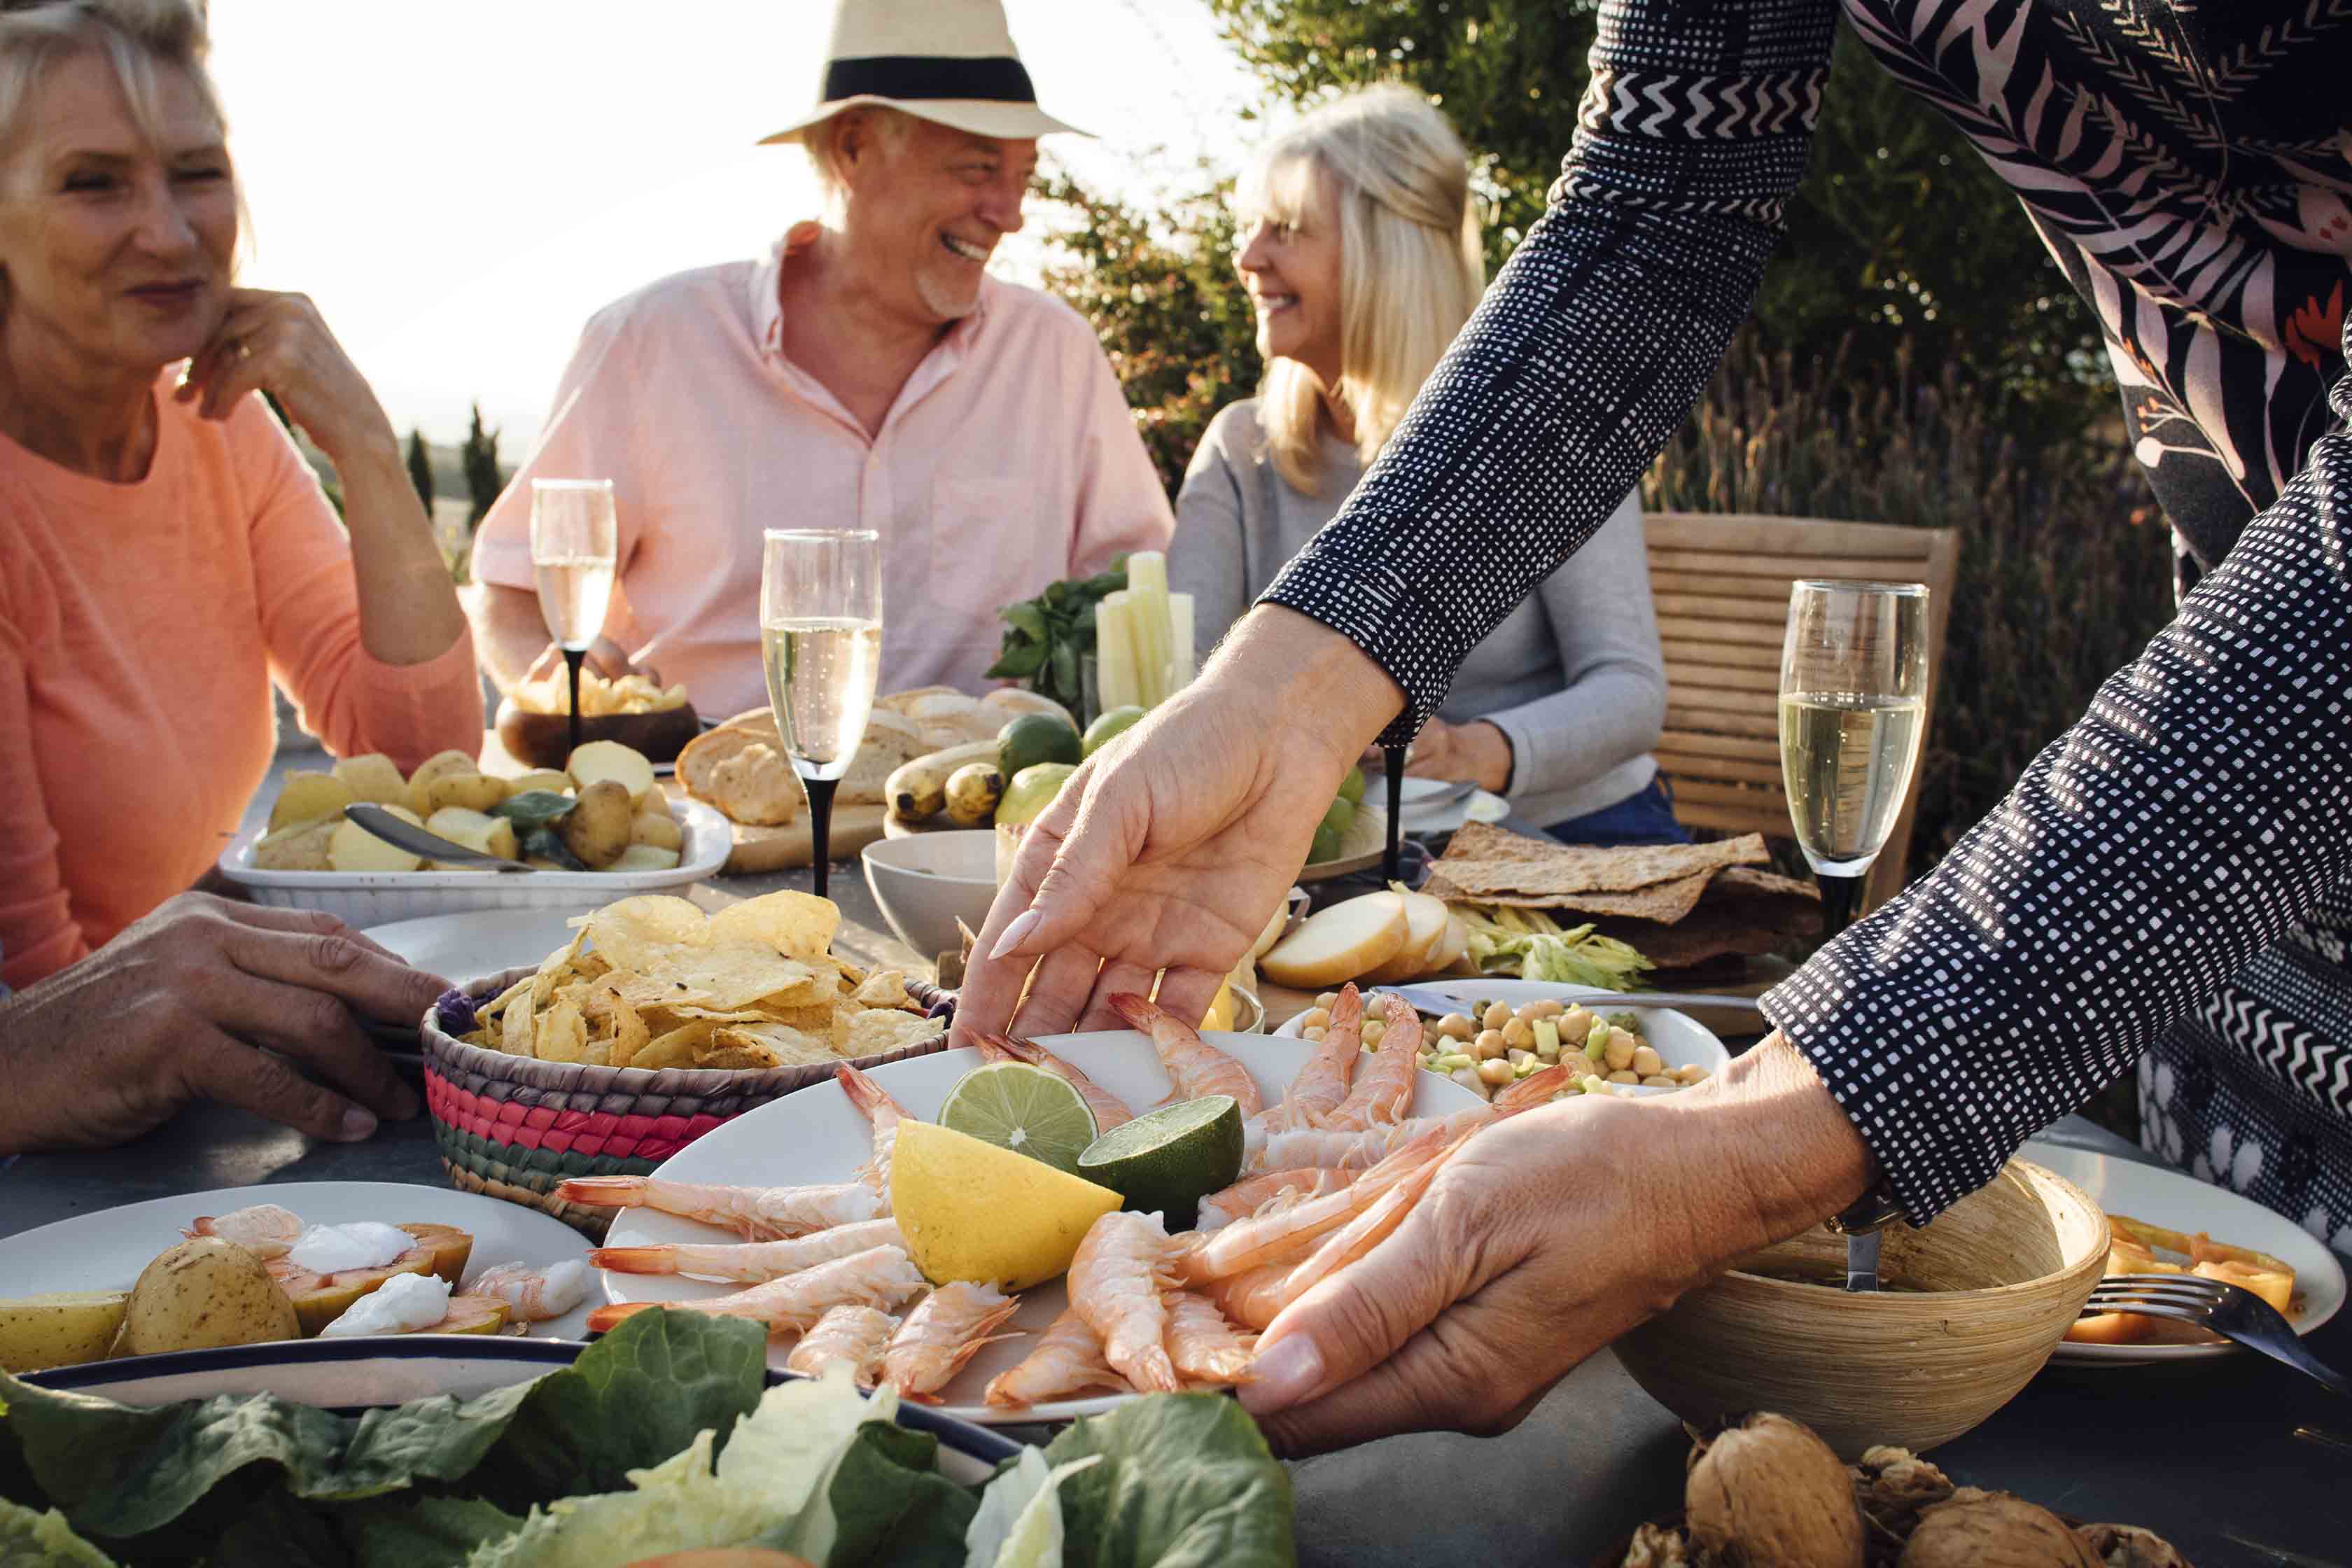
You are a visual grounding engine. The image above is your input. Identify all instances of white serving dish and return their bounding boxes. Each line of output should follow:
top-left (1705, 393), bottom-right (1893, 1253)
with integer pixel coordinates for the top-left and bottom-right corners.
top-left (2022, 1139), bottom-right (2347, 1366)
top-left (1272, 979), bottom-right (1731, 1096)
top-left (861, 830), bottom-right (1000, 963)
top-left (1392, 777), bottom-right (1510, 835)
top-left (600, 1030), bottom-right (1484, 1424)
top-left (214, 797), bottom-right (731, 926)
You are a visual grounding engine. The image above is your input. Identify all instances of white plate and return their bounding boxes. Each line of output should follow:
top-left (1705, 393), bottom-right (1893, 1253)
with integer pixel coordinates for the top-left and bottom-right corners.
top-left (601, 1030), bottom-right (1485, 1424)
top-left (214, 797), bottom-right (731, 927)
top-left (1272, 981), bottom-right (1730, 1096)
top-left (0, 1180), bottom-right (598, 1345)
top-left (1392, 778), bottom-right (1509, 835)
top-left (363, 906), bottom-right (594, 989)
top-left (2023, 1140), bottom-right (2348, 1366)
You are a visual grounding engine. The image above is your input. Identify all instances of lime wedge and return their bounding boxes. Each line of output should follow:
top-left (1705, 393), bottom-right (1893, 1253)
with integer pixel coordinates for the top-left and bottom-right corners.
top-left (938, 1060), bottom-right (1100, 1176)
top-left (1077, 1095), bottom-right (1245, 1227)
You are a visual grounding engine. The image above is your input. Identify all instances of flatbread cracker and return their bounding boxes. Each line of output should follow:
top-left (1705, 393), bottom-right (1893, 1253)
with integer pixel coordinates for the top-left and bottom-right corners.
top-left (1430, 822), bottom-right (1768, 898)
top-left (1424, 867), bottom-right (1720, 924)
top-left (1595, 867), bottom-right (1821, 967)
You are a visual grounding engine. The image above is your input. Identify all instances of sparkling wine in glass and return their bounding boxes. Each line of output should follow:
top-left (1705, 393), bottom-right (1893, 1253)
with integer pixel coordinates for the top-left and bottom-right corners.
top-left (529, 478), bottom-right (618, 759)
top-left (1777, 580), bottom-right (1930, 939)
top-left (762, 529), bottom-right (882, 899)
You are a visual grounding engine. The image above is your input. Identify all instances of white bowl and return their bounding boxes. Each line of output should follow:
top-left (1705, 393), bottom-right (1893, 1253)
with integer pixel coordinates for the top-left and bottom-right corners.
top-left (861, 830), bottom-right (1000, 963)
top-left (214, 797), bottom-right (732, 926)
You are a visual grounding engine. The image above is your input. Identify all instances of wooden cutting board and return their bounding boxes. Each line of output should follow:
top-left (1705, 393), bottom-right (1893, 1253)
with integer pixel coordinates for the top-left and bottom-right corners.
top-left (662, 783), bottom-right (890, 874)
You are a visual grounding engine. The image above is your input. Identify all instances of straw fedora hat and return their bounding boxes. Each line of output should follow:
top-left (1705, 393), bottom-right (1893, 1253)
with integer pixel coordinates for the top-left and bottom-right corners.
top-left (760, 0), bottom-right (1088, 146)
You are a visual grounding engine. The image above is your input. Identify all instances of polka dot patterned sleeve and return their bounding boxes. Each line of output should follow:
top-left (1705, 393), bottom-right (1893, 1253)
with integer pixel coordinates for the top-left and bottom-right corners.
top-left (1766, 339), bottom-right (2352, 1226)
top-left (1258, 0), bottom-right (1840, 746)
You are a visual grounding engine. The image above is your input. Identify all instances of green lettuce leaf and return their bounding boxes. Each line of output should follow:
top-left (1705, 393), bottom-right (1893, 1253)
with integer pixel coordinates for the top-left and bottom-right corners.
top-left (341, 1494), bottom-right (525, 1568)
top-left (1039, 1394), bottom-right (1294, 1568)
top-left (965, 1449), bottom-right (1104, 1568)
top-left (794, 1422), bottom-right (974, 1568)
top-left (0, 1497), bottom-right (117, 1567)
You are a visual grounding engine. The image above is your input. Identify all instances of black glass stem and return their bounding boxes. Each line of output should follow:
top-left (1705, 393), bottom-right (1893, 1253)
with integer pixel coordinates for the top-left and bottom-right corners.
top-left (805, 776), bottom-right (838, 899)
top-left (561, 647), bottom-right (586, 758)
top-left (1816, 871), bottom-right (1864, 939)
top-left (1382, 745), bottom-right (1407, 883)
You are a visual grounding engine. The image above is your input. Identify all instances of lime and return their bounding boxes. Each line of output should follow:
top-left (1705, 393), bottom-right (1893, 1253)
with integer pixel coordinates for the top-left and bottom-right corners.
top-left (938, 1060), bottom-right (1100, 1175)
top-left (999, 713), bottom-right (1082, 779)
top-left (998, 762), bottom-right (1077, 828)
top-left (1082, 704), bottom-right (1146, 757)
top-left (1077, 1094), bottom-right (1245, 1228)
top-left (1336, 765), bottom-right (1366, 806)
top-left (891, 1121), bottom-right (1123, 1289)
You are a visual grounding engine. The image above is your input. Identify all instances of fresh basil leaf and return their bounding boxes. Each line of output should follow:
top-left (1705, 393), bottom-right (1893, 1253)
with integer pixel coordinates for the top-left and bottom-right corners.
top-left (1002, 602), bottom-right (1049, 641)
top-left (1044, 580), bottom-right (1070, 607)
top-left (1042, 1394), bottom-right (1294, 1568)
top-left (519, 827), bottom-right (587, 872)
top-left (1049, 642), bottom-right (1080, 707)
top-left (813, 1422), bottom-right (972, 1568)
top-left (986, 640), bottom-right (1046, 680)
top-left (489, 791), bottom-right (575, 832)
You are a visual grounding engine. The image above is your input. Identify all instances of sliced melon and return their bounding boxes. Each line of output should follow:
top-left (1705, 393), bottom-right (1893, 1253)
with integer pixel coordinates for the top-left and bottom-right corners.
top-left (398, 1223), bottom-right (476, 1285)
top-left (1365, 891), bottom-right (1450, 984)
top-left (427, 1296), bottom-right (510, 1336)
top-left (1259, 892), bottom-right (1410, 988)
top-left (270, 1249), bottom-right (437, 1336)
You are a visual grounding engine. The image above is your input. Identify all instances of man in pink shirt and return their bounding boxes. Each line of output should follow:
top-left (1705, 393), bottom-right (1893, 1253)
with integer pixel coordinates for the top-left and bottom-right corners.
top-left (468, 0), bottom-right (1173, 718)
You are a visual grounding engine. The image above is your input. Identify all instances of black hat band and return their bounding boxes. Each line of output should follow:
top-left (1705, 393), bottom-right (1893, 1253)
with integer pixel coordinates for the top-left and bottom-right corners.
top-left (822, 54), bottom-right (1038, 105)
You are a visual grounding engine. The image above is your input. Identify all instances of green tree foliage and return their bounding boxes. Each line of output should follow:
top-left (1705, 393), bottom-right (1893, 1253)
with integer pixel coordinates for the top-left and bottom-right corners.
top-left (461, 402), bottom-right (503, 526)
top-left (405, 428), bottom-right (435, 512)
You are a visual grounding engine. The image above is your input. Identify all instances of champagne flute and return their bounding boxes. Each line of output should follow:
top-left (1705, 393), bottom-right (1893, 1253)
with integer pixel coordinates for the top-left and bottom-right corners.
top-left (1777, 580), bottom-right (1930, 940)
top-left (762, 529), bottom-right (882, 900)
top-left (528, 478), bottom-right (618, 760)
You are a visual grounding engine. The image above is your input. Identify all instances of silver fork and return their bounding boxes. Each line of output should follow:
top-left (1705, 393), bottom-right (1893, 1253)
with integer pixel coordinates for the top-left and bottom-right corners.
top-left (2081, 1273), bottom-right (2351, 1395)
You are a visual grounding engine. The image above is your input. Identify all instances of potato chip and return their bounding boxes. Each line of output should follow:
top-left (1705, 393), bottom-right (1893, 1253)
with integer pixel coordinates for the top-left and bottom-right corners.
top-left (725, 1020), bottom-right (842, 1067)
top-left (845, 1007), bottom-right (939, 1058)
top-left (853, 969), bottom-right (918, 1011)
top-left (475, 975), bottom-right (531, 1023)
top-left (706, 890), bottom-right (839, 961)
top-left (536, 995), bottom-right (592, 1063)
top-left (657, 944), bottom-right (818, 1010)
top-left (531, 928), bottom-right (589, 1016)
top-left (501, 984), bottom-right (537, 1058)
top-left (603, 972), bottom-right (722, 1011)
top-left (696, 1028), bottom-right (784, 1070)
top-left (634, 1021), bottom-right (715, 1071)
top-left (605, 992), bottom-right (652, 1068)
top-left (755, 998), bottom-right (841, 1036)
top-left (586, 895), bottom-right (709, 972)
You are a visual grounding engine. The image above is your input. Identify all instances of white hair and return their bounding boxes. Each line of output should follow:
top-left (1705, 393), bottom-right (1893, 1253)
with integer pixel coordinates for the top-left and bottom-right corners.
top-left (0, 0), bottom-right (223, 160)
top-left (801, 103), bottom-right (921, 217)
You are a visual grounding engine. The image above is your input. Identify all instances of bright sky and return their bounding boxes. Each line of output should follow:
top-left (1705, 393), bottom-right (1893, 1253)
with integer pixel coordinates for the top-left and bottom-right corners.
top-left (206, 1), bottom-right (1266, 449)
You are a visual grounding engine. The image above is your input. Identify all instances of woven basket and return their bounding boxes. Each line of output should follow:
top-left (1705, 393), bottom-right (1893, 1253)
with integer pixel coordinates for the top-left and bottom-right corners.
top-left (421, 967), bottom-right (953, 1240)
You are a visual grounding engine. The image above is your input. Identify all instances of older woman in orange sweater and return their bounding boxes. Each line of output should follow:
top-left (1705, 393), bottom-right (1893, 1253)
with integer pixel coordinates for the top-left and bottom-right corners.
top-left (0, 1), bottom-right (475, 1144)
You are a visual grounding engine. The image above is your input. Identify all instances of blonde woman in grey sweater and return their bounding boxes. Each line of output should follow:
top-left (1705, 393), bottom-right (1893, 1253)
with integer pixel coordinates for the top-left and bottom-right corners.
top-left (1169, 85), bottom-right (1678, 843)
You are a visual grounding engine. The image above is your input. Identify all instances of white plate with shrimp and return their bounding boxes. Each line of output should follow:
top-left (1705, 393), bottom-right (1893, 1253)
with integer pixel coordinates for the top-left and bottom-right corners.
top-left (0, 1180), bottom-right (600, 1345)
top-left (591, 1023), bottom-right (1486, 1424)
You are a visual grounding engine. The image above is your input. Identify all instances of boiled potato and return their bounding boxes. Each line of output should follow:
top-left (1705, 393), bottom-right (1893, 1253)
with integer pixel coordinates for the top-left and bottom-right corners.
top-left (424, 806), bottom-right (520, 865)
top-left (251, 818), bottom-right (335, 872)
top-left (404, 749), bottom-right (482, 816)
top-left (566, 739), bottom-right (657, 807)
top-left (328, 806), bottom-right (425, 873)
top-left (608, 844), bottom-right (682, 872)
top-left (636, 784), bottom-right (676, 822)
top-left (507, 767), bottom-right (574, 796)
top-left (115, 1238), bottom-right (299, 1356)
top-left (0, 1291), bottom-right (130, 1373)
top-left (631, 810), bottom-right (684, 852)
top-left (559, 778), bottom-right (634, 868)
top-left (268, 771), bottom-right (354, 832)
top-left (331, 752), bottom-right (408, 806)
top-left (423, 771), bottom-right (510, 816)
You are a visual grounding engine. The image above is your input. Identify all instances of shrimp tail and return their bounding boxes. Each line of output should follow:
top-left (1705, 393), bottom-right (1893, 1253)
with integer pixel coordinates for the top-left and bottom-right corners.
top-left (585, 1301), bottom-right (656, 1334)
top-left (554, 1176), bottom-right (650, 1208)
top-left (1105, 992), bottom-right (1163, 1032)
top-left (588, 1245), bottom-right (678, 1275)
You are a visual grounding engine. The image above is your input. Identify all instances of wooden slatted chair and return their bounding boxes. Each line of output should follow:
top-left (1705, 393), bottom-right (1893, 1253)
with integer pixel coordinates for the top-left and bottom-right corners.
top-left (1643, 512), bottom-right (1961, 911)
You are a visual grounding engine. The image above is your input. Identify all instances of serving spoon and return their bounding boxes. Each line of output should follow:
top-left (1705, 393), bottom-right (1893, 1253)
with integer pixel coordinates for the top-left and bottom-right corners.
top-left (345, 803), bottom-right (536, 873)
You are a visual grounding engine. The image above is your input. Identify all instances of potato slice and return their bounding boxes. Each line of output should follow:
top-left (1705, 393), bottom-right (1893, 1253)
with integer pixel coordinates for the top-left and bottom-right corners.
top-left (331, 752), bottom-right (409, 806)
top-left (252, 819), bottom-right (336, 872)
top-left (425, 806), bottom-right (520, 865)
top-left (0, 1291), bottom-right (131, 1373)
top-left (405, 749), bottom-right (482, 817)
top-left (424, 771), bottom-right (511, 816)
top-left (1259, 892), bottom-right (1411, 988)
top-left (507, 768), bottom-right (575, 796)
top-left (269, 771), bottom-right (355, 832)
top-left (629, 811), bottom-right (684, 851)
top-left (610, 844), bottom-right (683, 872)
top-left (566, 738), bottom-right (657, 807)
top-left (328, 808), bottom-right (426, 873)
top-left (635, 785), bottom-right (676, 822)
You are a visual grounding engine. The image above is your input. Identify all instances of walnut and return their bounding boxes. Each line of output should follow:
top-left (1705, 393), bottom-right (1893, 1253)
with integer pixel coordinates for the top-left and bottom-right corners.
top-left (2075, 1522), bottom-right (2193, 1567)
top-left (1851, 1444), bottom-right (1956, 1558)
top-left (1620, 1522), bottom-right (1697, 1567)
top-left (1898, 1493), bottom-right (2100, 1567)
top-left (1685, 1413), bottom-right (1865, 1567)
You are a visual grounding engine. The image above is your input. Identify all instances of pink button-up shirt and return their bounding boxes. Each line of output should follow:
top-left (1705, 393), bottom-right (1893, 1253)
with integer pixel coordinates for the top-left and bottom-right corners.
top-left (472, 227), bottom-right (1174, 719)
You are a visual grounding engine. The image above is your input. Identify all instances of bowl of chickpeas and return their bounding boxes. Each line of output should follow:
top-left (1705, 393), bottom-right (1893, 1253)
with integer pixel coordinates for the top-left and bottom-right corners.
top-left (1273, 987), bottom-right (1728, 1103)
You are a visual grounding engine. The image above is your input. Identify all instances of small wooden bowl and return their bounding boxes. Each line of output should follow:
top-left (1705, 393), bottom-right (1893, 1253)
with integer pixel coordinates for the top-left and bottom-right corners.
top-left (494, 696), bottom-right (701, 769)
top-left (1611, 1158), bottom-right (2108, 1459)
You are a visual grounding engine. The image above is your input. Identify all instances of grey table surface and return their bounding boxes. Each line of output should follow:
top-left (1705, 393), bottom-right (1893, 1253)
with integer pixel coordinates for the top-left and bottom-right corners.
top-left (8, 766), bottom-right (2349, 1562)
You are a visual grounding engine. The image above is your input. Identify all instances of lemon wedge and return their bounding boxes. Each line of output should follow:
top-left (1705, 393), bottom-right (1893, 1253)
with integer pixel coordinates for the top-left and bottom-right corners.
top-left (890, 1120), bottom-right (1124, 1290)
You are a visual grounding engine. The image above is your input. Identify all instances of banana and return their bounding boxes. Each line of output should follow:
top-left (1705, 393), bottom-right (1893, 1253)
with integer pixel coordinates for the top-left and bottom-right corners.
top-left (943, 762), bottom-right (1006, 827)
top-left (886, 740), bottom-right (1000, 821)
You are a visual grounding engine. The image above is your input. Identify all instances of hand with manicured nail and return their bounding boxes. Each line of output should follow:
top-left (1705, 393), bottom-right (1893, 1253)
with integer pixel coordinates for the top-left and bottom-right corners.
top-left (0, 892), bottom-right (437, 1155)
top-left (1238, 1036), bottom-right (1876, 1457)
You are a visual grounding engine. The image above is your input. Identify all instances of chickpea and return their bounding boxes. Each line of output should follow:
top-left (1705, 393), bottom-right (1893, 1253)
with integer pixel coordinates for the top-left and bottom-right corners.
top-left (1478, 1001), bottom-right (1509, 1032)
top-left (1529, 998), bottom-right (1568, 1021)
top-left (1607, 1069), bottom-right (1641, 1085)
top-left (1560, 1006), bottom-right (1596, 1040)
top-left (1434, 1011), bottom-right (1476, 1042)
top-left (1450, 1067), bottom-right (1486, 1097)
top-left (1604, 1028), bottom-right (1638, 1073)
top-left (1642, 1074), bottom-right (1679, 1088)
top-left (1363, 1018), bottom-right (1387, 1046)
top-left (1315, 991), bottom-right (1340, 1010)
top-left (1473, 1028), bottom-right (1510, 1060)
top-left (1630, 1044), bottom-right (1665, 1079)
top-left (1500, 1016), bottom-right (1535, 1050)
top-left (1476, 1057), bottom-right (1516, 1087)
top-left (1295, 1007), bottom-right (1331, 1032)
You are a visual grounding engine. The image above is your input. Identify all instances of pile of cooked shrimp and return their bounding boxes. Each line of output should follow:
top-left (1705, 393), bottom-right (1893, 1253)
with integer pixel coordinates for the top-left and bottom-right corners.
top-left (560, 983), bottom-right (1572, 1405)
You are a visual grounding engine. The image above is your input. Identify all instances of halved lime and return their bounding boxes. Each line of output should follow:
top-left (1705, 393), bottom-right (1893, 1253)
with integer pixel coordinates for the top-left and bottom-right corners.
top-left (1077, 1094), bottom-right (1245, 1227)
top-left (937, 1061), bottom-right (1100, 1176)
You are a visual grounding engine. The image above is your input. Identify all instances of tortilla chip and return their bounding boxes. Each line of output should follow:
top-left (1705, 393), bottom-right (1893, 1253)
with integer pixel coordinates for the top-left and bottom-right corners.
top-left (853, 969), bottom-right (917, 1011)
top-left (1431, 822), bottom-right (1769, 898)
top-left (844, 1007), bottom-right (939, 1058)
